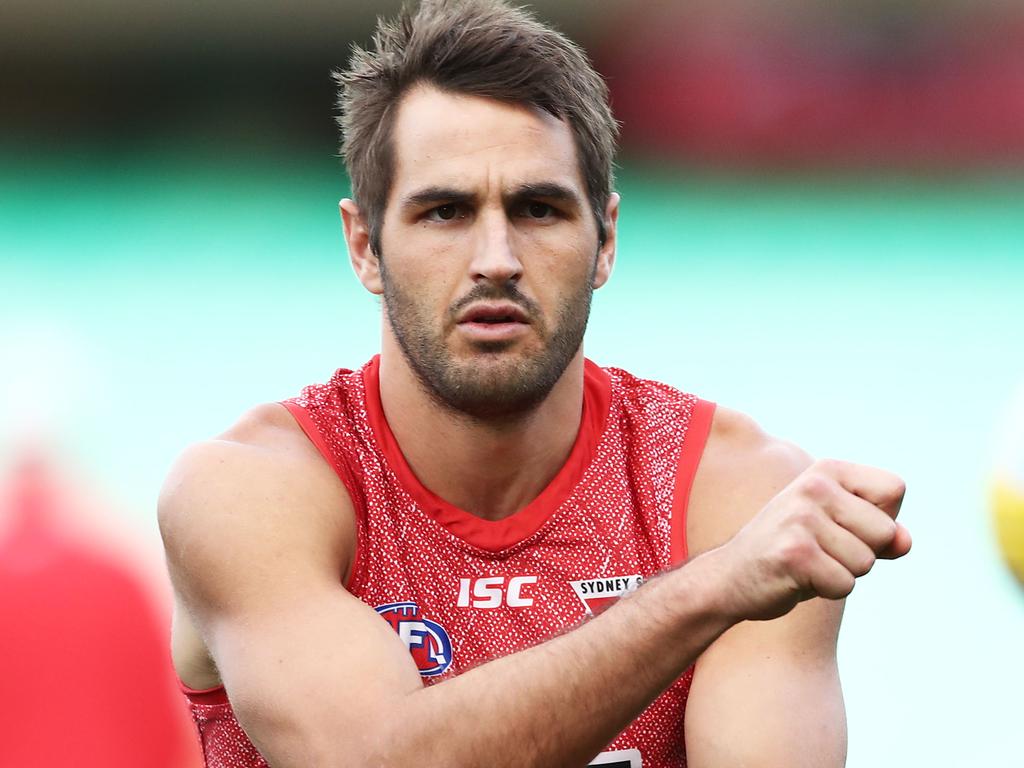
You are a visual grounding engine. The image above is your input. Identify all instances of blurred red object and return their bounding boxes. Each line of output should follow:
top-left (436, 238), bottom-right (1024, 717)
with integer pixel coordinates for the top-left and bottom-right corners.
top-left (0, 453), bottom-right (201, 767)
top-left (600, 4), bottom-right (1024, 167)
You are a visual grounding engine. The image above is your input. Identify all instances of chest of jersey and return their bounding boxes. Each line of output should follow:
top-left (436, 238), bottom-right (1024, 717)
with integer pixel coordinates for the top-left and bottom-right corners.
top-left (286, 357), bottom-right (704, 767)
top-left (352, 475), bottom-right (665, 680)
top-left (352, 502), bottom-right (688, 768)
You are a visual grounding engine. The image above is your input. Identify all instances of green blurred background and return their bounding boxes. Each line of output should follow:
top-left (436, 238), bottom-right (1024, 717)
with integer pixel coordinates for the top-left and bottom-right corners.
top-left (2, 1), bottom-right (1023, 766)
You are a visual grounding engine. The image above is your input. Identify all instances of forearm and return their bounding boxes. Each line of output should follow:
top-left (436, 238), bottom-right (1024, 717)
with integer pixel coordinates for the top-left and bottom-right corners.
top-left (365, 554), bottom-right (734, 767)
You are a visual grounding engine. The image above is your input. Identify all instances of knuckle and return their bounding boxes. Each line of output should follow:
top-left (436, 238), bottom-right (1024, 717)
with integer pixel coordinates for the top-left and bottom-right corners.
top-left (791, 505), bottom-right (820, 530)
top-left (800, 474), bottom-right (834, 503)
top-left (821, 571), bottom-right (856, 600)
top-left (854, 550), bottom-right (876, 576)
top-left (779, 535), bottom-right (816, 570)
top-left (814, 458), bottom-right (843, 476)
top-left (888, 477), bottom-right (907, 505)
top-left (838, 572), bottom-right (856, 597)
top-left (872, 469), bottom-right (906, 506)
top-left (881, 515), bottom-right (899, 541)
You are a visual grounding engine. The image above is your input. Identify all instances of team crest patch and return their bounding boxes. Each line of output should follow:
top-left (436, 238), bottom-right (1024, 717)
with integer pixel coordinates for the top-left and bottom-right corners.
top-left (570, 575), bottom-right (644, 616)
top-left (375, 601), bottom-right (453, 677)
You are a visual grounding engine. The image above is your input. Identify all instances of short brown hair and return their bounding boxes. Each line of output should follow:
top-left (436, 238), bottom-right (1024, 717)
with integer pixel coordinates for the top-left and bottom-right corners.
top-left (334, 0), bottom-right (619, 254)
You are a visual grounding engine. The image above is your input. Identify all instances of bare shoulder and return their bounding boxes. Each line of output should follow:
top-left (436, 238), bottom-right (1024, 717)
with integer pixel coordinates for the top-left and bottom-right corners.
top-left (699, 405), bottom-right (811, 481)
top-left (686, 405), bottom-right (813, 556)
top-left (158, 403), bottom-right (356, 615)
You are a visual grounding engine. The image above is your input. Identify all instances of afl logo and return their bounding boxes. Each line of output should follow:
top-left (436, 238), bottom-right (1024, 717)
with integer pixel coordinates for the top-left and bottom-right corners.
top-left (375, 601), bottom-right (453, 677)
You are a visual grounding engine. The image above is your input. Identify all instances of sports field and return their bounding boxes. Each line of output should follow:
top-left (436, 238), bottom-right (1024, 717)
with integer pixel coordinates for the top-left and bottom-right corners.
top-left (1, 146), bottom-right (1022, 766)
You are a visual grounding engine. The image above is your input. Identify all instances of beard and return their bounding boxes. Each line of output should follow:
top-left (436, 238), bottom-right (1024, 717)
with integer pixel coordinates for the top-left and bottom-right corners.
top-left (380, 260), bottom-right (595, 421)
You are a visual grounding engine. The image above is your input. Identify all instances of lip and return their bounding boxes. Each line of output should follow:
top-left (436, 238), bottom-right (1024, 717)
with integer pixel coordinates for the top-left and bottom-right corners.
top-left (456, 302), bottom-right (531, 325)
top-left (457, 321), bottom-right (530, 343)
top-left (455, 302), bottom-right (531, 343)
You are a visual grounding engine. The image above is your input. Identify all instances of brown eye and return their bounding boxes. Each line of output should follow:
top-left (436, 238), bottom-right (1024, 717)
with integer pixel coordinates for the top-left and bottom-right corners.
top-left (435, 204), bottom-right (458, 220)
top-left (527, 202), bottom-right (553, 219)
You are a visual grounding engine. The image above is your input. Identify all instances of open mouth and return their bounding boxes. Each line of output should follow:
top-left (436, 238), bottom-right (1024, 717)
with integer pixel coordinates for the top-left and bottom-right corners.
top-left (458, 303), bottom-right (530, 326)
top-left (456, 302), bottom-right (532, 341)
top-left (472, 314), bottom-right (520, 324)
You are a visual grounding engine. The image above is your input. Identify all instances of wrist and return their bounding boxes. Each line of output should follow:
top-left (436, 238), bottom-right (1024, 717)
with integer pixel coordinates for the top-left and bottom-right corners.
top-left (673, 546), bottom-right (745, 630)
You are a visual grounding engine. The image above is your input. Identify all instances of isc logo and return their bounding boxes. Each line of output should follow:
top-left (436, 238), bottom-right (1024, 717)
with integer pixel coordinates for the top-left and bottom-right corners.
top-left (456, 575), bottom-right (538, 609)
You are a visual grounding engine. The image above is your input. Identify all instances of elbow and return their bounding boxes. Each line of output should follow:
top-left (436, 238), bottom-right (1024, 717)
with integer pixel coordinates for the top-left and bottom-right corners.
top-left (238, 714), bottom-right (408, 768)
top-left (231, 684), bottom-right (429, 768)
top-left (230, 702), bottom-right (375, 768)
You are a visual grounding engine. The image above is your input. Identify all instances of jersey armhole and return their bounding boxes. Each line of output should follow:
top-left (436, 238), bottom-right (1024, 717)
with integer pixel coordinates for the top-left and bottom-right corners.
top-left (279, 400), bottom-right (364, 589)
top-left (670, 399), bottom-right (717, 566)
top-left (180, 681), bottom-right (230, 706)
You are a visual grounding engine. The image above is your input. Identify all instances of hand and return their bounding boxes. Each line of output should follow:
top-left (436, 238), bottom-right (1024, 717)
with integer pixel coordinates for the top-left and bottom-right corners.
top-left (705, 459), bottom-right (911, 622)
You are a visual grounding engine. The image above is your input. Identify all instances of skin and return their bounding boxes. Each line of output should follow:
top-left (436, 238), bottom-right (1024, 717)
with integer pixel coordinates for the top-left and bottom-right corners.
top-left (160, 85), bottom-right (912, 767)
top-left (349, 85), bottom-right (616, 520)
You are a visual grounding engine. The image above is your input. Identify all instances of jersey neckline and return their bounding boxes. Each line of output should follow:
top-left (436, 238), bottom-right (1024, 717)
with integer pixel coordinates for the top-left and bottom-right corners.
top-left (361, 355), bottom-right (612, 552)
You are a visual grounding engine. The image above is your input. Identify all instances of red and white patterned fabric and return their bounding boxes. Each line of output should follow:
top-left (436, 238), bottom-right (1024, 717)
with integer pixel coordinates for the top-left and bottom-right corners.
top-left (184, 356), bottom-right (715, 768)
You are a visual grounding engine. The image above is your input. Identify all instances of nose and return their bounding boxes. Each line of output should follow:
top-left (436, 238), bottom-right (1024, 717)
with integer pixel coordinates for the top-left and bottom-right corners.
top-left (468, 208), bottom-right (523, 284)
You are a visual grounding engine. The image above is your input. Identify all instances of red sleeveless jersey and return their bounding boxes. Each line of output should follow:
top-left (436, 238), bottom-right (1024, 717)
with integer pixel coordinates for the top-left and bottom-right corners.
top-left (183, 356), bottom-right (715, 768)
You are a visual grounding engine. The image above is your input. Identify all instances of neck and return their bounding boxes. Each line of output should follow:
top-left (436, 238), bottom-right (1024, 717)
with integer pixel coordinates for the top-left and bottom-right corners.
top-left (378, 338), bottom-right (586, 521)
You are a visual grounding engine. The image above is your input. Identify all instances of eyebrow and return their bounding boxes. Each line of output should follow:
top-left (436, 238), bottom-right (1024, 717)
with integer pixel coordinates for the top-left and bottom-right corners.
top-left (507, 182), bottom-right (583, 209)
top-left (399, 182), bottom-right (584, 211)
top-left (400, 186), bottom-right (476, 210)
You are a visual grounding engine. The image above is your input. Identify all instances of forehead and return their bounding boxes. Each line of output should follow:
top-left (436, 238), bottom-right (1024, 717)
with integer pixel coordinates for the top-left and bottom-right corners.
top-left (388, 85), bottom-right (585, 199)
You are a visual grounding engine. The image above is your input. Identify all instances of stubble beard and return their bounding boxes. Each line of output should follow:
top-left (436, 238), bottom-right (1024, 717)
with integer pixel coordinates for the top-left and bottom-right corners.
top-left (380, 260), bottom-right (595, 422)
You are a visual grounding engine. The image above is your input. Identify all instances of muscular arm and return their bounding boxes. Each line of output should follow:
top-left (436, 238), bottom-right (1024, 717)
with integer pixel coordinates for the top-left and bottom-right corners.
top-left (684, 408), bottom-right (885, 767)
top-left (160, 404), bottom-right (908, 767)
top-left (160, 406), bottom-right (735, 767)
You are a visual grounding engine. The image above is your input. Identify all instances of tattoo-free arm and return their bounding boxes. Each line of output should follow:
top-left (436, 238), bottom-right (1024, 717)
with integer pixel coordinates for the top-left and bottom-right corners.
top-left (684, 408), bottom-right (846, 767)
top-left (161, 404), bottom-right (906, 767)
top-left (159, 426), bottom-right (735, 768)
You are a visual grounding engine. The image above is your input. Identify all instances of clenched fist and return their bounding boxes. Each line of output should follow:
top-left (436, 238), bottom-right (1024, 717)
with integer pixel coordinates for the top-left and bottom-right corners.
top-left (705, 459), bottom-right (911, 622)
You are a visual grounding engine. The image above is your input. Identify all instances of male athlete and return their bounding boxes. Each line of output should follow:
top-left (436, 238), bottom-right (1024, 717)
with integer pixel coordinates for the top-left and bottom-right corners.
top-left (159, 2), bottom-right (912, 766)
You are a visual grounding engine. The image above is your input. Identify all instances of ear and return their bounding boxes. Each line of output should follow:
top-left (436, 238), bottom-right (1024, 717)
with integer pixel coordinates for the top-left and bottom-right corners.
top-left (592, 192), bottom-right (620, 290)
top-left (340, 198), bottom-right (383, 295)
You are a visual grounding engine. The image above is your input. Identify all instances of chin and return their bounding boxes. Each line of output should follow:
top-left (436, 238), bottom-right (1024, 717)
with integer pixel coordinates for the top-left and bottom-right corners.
top-left (434, 349), bottom-right (571, 419)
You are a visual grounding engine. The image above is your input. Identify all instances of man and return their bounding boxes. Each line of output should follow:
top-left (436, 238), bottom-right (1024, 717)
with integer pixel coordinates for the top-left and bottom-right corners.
top-left (159, 1), bottom-right (911, 766)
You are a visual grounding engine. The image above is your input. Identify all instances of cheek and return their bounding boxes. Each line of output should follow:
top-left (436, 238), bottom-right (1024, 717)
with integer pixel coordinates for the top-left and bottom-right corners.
top-left (398, 220), bottom-right (469, 274)
top-left (526, 232), bottom-right (597, 288)
top-left (384, 250), bottom-right (462, 318)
